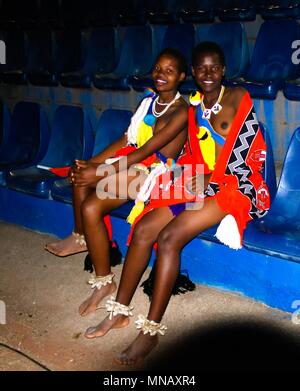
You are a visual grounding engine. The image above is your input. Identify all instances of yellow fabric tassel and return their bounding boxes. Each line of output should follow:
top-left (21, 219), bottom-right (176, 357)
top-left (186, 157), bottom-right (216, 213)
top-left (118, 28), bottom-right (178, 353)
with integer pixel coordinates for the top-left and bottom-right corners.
top-left (127, 200), bottom-right (145, 225)
top-left (197, 126), bottom-right (216, 171)
top-left (136, 122), bottom-right (153, 148)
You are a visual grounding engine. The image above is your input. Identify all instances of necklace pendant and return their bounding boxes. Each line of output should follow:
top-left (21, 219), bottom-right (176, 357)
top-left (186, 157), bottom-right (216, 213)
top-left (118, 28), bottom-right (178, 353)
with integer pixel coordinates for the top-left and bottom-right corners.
top-left (202, 109), bottom-right (211, 119)
top-left (211, 103), bottom-right (222, 115)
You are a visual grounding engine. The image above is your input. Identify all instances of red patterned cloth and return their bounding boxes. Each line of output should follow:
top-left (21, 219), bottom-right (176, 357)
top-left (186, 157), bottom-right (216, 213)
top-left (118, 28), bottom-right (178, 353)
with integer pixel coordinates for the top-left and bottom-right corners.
top-left (127, 92), bottom-right (270, 249)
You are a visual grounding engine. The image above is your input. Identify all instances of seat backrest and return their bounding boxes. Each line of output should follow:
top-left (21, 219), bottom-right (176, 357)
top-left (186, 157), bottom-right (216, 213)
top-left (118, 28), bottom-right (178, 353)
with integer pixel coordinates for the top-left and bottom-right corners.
top-left (40, 106), bottom-right (93, 168)
top-left (159, 24), bottom-right (195, 75)
top-left (113, 26), bottom-right (154, 76)
top-left (267, 127), bottom-right (300, 229)
top-left (246, 19), bottom-right (300, 82)
top-left (83, 27), bottom-right (119, 74)
top-left (93, 109), bottom-right (132, 155)
top-left (259, 122), bottom-right (277, 203)
top-left (26, 30), bottom-right (57, 73)
top-left (196, 22), bottom-right (249, 79)
top-left (0, 102), bottom-right (49, 166)
top-left (55, 30), bottom-right (87, 73)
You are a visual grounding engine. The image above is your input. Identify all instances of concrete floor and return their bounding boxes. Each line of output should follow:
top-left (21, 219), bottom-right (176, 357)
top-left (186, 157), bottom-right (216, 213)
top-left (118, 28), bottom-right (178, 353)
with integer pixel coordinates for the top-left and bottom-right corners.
top-left (1, 221), bottom-right (300, 372)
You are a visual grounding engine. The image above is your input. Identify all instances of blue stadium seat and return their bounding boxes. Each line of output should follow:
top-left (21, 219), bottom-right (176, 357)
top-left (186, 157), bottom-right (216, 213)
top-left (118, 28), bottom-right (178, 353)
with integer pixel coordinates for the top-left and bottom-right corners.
top-left (51, 109), bottom-right (132, 204)
top-left (131, 24), bottom-right (195, 92)
top-left (230, 20), bottom-right (300, 99)
top-left (179, 0), bottom-right (215, 23)
top-left (217, 0), bottom-right (257, 22)
top-left (283, 38), bottom-right (300, 100)
top-left (144, 0), bottom-right (181, 24)
top-left (0, 102), bottom-right (11, 155)
top-left (6, 106), bottom-right (94, 199)
top-left (26, 30), bottom-right (60, 87)
top-left (58, 30), bottom-right (87, 88)
top-left (0, 102), bottom-right (50, 172)
top-left (244, 127), bottom-right (300, 263)
top-left (93, 25), bottom-right (153, 90)
top-left (181, 22), bottom-right (249, 94)
top-left (259, 0), bottom-right (300, 20)
top-left (60, 27), bottom-right (119, 88)
top-left (1, 31), bottom-right (28, 85)
top-left (199, 122), bottom-right (277, 243)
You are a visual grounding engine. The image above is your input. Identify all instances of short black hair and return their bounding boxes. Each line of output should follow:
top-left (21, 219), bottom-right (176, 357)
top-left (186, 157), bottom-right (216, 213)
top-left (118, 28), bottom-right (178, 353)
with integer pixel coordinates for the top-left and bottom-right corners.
top-left (192, 41), bottom-right (225, 68)
top-left (156, 47), bottom-right (188, 75)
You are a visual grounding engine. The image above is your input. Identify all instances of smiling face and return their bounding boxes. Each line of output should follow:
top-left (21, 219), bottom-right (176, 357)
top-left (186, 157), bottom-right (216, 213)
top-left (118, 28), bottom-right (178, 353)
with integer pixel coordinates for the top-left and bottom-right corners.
top-left (192, 52), bottom-right (225, 94)
top-left (152, 54), bottom-right (185, 93)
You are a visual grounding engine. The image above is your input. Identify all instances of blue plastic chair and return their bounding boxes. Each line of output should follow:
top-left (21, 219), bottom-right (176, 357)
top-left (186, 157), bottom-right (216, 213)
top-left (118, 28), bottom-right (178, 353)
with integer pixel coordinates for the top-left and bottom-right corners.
top-left (6, 106), bottom-right (94, 199)
top-left (93, 25), bottom-right (154, 90)
top-left (259, 0), bottom-right (300, 19)
top-left (57, 30), bottom-right (87, 87)
top-left (131, 24), bottom-right (195, 92)
top-left (231, 19), bottom-right (300, 99)
top-left (179, 0), bottom-right (215, 23)
top-left (26, 30), bottom-right (60, 87)
top-left (244, 127), bottom-right (300, 263)
top-left (60, 27), bottom-right (119, 88)
top-left (1, 31), bottom-right (28, 85)
top-left (218, 0), bottom-right (257, 22)
top-left (51, 108), bottom-right (132, 204)
top-left (0, 102), bottom-right (50, 175)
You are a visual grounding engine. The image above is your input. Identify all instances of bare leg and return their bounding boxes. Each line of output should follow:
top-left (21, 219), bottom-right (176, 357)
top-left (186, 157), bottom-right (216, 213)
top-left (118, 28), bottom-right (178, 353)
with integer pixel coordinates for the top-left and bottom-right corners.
top-left (115, 198), bottom-right (227, 365)
top-left (45, 185), bottom-right (93, 257)
top-left (84, 207), bottom-right (173, 337)
top-left (79, 169), bottom-right (146, 317)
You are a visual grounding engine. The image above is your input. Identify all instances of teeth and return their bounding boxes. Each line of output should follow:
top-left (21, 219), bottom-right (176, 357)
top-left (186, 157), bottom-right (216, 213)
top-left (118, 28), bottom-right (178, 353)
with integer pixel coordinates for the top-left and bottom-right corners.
top-left (203, 81), bottom-right (213, 84)
top-left (157, 79), bottom-right (167, 84)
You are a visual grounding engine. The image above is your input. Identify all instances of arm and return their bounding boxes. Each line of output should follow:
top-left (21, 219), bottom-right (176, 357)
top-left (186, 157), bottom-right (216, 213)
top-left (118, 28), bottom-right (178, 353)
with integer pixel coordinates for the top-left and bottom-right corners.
top-left (111, 107), bottom-right (188, 172)
top-left (74, 107), bottom-right (188, 186)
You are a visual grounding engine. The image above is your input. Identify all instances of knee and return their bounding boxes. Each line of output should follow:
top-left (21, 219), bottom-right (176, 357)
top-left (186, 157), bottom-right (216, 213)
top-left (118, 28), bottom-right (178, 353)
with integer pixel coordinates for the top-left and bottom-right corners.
top-left (131, 219), bottom-right (156, 244)
top-left (157, 227), bottom-right (181, 252)
top-left (81, 197), bottom-right (102, 220)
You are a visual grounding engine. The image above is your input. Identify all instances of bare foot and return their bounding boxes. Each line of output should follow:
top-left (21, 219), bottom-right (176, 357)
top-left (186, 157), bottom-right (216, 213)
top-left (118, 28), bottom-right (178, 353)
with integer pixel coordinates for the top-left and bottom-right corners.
top-left (84, 314), bottom-right (130, 339)
top-left (79, 281), bottom-right (117, 316)
top-left (45, 233), bottom-right (87, 257)
top-left (114, 332), bottom-right (158, 366)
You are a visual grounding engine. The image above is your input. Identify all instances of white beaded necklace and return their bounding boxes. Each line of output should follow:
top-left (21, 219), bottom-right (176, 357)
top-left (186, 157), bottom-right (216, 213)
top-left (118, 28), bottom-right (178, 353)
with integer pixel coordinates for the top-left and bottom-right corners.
top-left (152, 91), bottom-right (181, 118)
top-left (201, 85), bottom-right (225, 119)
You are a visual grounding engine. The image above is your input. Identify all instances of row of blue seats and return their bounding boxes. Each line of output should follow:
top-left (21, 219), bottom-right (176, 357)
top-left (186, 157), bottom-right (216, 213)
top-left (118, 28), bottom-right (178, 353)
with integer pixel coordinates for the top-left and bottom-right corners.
top-left (1, 19), bottom-right (300, 100)
top-left (0, 0), bottom-right (300, 30)
top-left (0, 100), bottom-right (299, 265)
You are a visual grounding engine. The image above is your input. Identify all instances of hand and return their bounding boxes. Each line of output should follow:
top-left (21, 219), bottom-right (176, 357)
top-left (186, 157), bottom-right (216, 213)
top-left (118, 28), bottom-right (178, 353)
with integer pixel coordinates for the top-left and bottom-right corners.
top-left (71, 160), bottom-right (98, 187)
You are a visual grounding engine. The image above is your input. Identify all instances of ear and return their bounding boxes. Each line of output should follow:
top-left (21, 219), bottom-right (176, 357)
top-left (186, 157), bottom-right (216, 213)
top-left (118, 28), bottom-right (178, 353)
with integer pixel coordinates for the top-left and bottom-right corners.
top-left (222, 66), bottom-right (226, 77)
top-left (191, 67), bottom-right (195, 77)
top-left (179, 72), bottom-right (186, 82)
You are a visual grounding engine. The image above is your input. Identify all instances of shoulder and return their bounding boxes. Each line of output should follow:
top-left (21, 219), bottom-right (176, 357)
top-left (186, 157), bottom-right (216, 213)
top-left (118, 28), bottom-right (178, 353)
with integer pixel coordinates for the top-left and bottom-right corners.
top-left (225, 86), bottom-right (249, 110)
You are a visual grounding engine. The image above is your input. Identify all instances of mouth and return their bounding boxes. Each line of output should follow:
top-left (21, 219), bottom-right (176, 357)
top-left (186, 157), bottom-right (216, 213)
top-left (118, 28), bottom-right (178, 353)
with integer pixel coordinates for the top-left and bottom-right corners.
top-left (203, 80), bottom-right (213, 85)
top-left (155, 79), bottom-right (167, 86)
